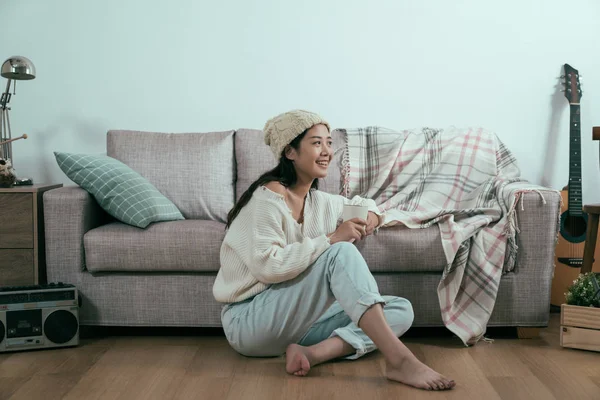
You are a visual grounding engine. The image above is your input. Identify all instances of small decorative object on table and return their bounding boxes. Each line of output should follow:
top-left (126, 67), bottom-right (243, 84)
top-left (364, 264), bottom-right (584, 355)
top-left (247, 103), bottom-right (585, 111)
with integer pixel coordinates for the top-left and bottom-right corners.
top-left (0, 134), bottom-right (27, 187)
top-left (0, 158), bottom-right (15, 188)
top-left (560, 272), bottom-right (600, 352)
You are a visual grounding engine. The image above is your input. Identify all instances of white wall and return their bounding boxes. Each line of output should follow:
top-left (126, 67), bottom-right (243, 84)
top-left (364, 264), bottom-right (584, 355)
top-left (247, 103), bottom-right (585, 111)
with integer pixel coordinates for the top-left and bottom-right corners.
top-left (2, 0), bottom-right (600, 202)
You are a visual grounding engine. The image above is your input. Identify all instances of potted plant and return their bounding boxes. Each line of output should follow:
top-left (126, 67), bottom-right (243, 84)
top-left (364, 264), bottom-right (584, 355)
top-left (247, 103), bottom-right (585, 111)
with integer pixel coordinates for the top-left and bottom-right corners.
top-left (560, 272), bottom-right (600, 352)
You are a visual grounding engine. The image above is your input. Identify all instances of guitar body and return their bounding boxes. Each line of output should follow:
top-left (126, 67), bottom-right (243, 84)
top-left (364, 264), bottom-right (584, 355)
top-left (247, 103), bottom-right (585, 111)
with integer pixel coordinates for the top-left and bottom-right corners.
top-left (550, 186), bottom-right (600, 306)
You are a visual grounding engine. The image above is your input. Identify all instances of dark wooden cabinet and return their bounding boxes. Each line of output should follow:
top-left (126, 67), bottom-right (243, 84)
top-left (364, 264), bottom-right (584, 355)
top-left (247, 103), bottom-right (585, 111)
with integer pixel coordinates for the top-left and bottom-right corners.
top-left (0, 184), bottom-right (62, 286)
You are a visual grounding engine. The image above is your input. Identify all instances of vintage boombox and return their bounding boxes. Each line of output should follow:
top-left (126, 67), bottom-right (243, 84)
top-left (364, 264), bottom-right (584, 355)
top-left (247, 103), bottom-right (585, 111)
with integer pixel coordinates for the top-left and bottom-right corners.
top-left (0, 282), bottom-right (80, 353)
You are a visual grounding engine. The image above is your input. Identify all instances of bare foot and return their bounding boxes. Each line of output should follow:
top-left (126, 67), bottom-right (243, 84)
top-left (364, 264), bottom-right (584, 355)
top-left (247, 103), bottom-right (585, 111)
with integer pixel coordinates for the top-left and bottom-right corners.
top-left (386, 355), bottom-right (455, 391)
top-left (285, 344), bottom-right (311, 377)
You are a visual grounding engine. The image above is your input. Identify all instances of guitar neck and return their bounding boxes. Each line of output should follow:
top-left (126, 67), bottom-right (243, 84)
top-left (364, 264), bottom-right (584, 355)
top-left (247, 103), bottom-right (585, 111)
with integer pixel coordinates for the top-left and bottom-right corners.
top-left (568, 103), bottom-right (582, 215)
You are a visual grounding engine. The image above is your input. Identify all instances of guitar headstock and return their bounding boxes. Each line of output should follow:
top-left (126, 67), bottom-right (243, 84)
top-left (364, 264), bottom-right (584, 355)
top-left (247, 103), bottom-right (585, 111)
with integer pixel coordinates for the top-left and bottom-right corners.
top-left (562, 64), bottom-right (583, 104)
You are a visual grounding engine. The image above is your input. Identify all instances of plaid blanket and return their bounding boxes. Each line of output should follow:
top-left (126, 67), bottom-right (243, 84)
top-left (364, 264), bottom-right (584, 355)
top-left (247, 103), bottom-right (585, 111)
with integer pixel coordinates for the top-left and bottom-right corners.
top-left (337, 126), bottom-right (557, 346)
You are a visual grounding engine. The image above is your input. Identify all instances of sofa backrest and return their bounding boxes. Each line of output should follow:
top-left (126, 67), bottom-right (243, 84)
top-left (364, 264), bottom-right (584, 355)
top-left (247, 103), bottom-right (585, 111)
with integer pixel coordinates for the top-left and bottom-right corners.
top-left (107, 129), bottom-right (235, 223)
top-left (234, 128), bottom-right (345, 202)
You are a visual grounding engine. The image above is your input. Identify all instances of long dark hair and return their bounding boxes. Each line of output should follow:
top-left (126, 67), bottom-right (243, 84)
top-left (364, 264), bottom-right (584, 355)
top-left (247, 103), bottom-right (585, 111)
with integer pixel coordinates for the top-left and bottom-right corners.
top-left (226, 129), bottom-right (319, 229)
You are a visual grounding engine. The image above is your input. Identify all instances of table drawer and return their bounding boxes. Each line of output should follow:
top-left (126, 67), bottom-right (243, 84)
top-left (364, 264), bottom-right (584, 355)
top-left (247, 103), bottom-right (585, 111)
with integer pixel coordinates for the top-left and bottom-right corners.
top-left (0, 193), bottom-right (33, 248)
top-left (0, 249), bottom-right (34, 286)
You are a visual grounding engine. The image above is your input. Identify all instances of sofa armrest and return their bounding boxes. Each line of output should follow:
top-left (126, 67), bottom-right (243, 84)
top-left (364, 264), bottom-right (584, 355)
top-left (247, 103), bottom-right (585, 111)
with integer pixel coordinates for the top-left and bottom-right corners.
top-left (43, 186), bottom-right (112, 282)
top-left (513, 189), bottom-right (561, 273)
top-left (510, 188), bottom-right (561, 311)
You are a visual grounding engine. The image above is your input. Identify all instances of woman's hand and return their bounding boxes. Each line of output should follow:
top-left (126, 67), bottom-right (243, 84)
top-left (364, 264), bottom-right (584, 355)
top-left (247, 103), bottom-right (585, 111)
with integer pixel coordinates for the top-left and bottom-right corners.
top-left (328, 218), bottom-right (368, 244)
top-left (365, 211), bottom-right (380, 236)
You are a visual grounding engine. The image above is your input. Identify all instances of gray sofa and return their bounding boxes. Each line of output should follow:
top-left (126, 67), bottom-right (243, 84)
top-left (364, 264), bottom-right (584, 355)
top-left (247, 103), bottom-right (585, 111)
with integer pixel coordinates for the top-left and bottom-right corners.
top-left (43, 128), bottom-right (560, 333)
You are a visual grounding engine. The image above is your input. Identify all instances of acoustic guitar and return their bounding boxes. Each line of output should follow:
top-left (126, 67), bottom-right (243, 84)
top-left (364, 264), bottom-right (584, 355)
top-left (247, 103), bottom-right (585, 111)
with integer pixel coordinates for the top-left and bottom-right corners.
top-left (550, 64), bottom-right (600, 306)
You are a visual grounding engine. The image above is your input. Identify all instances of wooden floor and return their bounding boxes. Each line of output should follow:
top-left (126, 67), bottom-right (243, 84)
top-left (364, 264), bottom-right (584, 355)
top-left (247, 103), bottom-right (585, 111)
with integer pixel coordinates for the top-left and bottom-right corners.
top-left (1, 313), bottom-right (600, 400)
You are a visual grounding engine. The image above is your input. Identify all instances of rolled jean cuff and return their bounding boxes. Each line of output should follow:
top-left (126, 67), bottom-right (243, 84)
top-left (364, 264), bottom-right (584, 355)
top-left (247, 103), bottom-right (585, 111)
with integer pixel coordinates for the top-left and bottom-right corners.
top-left (349, 292), bottom-right (386, 325)
top-left (329, 328), bottom-right (368, 360)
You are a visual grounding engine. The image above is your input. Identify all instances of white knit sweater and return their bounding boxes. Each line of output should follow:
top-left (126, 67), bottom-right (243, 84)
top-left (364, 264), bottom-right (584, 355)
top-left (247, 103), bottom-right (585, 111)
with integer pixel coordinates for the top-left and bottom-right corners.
top-left (212, 186), bottom-right (383, 303)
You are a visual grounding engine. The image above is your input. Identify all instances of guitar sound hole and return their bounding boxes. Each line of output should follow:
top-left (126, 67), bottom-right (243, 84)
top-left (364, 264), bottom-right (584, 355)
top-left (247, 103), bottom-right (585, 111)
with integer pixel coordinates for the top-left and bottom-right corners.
top-left (560, 212), bottom-right (587, 243)
top-left (564, 215), bottom-right (586, 236)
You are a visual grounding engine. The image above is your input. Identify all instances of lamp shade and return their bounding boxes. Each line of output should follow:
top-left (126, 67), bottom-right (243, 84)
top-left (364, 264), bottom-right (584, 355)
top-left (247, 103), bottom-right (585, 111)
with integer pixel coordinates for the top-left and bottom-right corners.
top-left (1, 56), bottom-right (36, 80)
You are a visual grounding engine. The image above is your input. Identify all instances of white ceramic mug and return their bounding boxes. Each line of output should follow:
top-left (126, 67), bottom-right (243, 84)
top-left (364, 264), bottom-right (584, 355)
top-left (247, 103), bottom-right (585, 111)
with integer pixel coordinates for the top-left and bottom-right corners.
top-left (342, 204), bottom-right (369, 222)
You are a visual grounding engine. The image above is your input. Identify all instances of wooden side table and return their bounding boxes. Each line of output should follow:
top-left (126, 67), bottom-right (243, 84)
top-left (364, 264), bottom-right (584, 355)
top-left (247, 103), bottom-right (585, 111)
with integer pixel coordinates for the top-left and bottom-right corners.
top-left (583, 127), bottom-right (600, 274)
top-left (583, 204), bottom-right (600, 274)
top-left (0, 183), bottom-right (62, 286)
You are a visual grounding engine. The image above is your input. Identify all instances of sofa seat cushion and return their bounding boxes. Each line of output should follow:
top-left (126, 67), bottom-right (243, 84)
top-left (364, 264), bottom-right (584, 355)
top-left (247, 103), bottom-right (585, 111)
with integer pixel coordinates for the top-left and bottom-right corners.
top-left (84, 221), bottom-right (445, 274)
top-left (84, 220), bottom-right (225, 273)
top-left (355, 225), bottom-right (447, 272)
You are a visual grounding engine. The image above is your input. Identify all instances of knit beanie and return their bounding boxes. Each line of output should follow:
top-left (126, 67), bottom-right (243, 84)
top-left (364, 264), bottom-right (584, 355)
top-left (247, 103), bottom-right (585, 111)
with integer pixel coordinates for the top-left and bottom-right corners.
top-left (263, 109), bottom-right (330, 159)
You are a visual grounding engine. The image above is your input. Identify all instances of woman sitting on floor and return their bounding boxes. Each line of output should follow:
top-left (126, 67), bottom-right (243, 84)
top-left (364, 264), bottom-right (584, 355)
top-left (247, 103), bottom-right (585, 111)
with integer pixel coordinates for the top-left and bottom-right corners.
top-left (212, 109), bottom-right (455, 391)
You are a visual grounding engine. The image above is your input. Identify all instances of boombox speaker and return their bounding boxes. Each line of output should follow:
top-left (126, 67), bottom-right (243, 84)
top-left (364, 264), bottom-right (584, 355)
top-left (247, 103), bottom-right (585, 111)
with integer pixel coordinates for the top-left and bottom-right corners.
top-left (0, 283), bottom-right (80, 353)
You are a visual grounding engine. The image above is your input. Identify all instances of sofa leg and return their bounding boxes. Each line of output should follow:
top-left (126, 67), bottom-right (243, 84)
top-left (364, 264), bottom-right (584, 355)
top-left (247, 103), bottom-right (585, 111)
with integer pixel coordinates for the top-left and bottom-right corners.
top-left (517, 327), bottom-right (540, 339)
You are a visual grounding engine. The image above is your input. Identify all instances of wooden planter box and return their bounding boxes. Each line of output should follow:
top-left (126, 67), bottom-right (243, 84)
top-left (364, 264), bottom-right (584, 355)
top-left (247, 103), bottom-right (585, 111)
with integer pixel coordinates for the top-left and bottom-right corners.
top-left (560, 304), bottom-right (600, 352)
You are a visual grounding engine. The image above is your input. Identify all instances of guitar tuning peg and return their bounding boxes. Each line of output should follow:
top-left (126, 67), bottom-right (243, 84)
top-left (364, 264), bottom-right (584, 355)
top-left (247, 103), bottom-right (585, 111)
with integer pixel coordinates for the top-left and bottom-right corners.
top-left (560, 75), bottom-right (566, 78)
top-left (560, 89), bottom-right (566, 92)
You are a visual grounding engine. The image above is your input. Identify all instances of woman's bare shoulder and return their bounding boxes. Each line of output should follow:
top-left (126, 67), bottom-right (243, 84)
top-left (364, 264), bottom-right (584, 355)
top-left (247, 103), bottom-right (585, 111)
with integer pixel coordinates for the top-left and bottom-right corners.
top-left (263, 181), bottom-right (287, 196)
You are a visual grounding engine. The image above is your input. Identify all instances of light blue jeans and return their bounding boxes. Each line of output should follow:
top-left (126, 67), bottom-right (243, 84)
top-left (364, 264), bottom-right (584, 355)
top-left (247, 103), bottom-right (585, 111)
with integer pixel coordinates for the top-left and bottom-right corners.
top-left (221, 242), bottom-right (415, 359)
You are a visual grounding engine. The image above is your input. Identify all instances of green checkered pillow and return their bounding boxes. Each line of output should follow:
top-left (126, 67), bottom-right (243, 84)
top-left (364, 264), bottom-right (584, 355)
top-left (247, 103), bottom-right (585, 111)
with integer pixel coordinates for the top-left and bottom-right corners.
top-left (54, 152), bottom-right (184, 228)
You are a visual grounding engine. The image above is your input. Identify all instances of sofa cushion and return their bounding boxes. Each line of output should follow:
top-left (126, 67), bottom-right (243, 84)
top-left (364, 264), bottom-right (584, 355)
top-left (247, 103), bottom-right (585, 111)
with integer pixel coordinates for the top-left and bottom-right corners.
top-left (107, 130), bottom-right (235, 223)
top-left (54, 152), bottom-right (184, 229)
top-left (355, 225), bottom-right (446, 272)
top-left (84, 221), bottom-right (445, 274)
top-left (234, 128), bottom-right (345, 201)
top-left (84, 220), bottom-right (225, 273)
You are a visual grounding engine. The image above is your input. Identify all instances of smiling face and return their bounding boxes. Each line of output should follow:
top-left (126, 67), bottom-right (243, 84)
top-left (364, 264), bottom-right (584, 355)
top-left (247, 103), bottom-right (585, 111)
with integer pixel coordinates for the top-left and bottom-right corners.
top-left (284, 123), bottom-right (333, 182)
